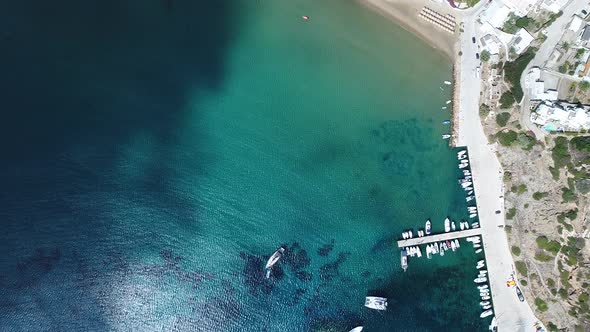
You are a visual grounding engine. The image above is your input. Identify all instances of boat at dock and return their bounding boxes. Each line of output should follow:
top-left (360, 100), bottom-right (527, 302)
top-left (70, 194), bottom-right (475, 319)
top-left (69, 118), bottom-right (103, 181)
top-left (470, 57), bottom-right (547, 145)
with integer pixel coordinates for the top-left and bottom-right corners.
top-left (416, 246), bottom-right (422, 258)
top-left (439, 243), bottom-right (445, 256)
top-left (442, 134), bottom-right (451, 139)
top-left (450, 240), bottom-right (456, 251)
top-left (482, 304), bottom-right (492, 310)
top-left (265, 247), bottom-right (285, 278)
top-left (401, 249), bottom-right (408, 272)
top-left (442, 120), bottom-right (450, 124)
top-left (454, 239), bottom-right (460, 248)
top-left (481, 295), bottom-right (490, 300)
top-left (489, 317), bottom-right (497, 332)
top-left (446, 100), bottom-right (451, 104)
top-left (474, 277), bottom-right (487, 283)
top-left (475, 249), bottom-right (483, 254)
top-left (425, 219), bottom-right (432, 235)
top-left (365, 296), bottom-right (387, 311)
top-left (444, 81), bottom-right (452, 85)
top-left (451, 221), bottom-right (456, 231)
top-left (426, 245), bottom-right (432, 259)
top-left (444, 217), bottom-right (450, 232)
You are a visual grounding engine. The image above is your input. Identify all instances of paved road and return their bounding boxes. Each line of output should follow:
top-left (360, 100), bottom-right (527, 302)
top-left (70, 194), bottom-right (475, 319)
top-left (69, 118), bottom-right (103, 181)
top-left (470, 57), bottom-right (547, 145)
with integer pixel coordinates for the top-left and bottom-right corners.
top-left (519, 0), bottom-right (589, 138)
top-left (456, 5), bottom-right (544, 331)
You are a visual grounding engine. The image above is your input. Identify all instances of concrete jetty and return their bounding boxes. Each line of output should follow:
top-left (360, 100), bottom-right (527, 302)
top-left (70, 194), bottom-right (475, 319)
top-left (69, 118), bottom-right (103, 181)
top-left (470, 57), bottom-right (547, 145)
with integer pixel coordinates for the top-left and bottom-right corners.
top-left (397, 228), bottom-right (482, 248)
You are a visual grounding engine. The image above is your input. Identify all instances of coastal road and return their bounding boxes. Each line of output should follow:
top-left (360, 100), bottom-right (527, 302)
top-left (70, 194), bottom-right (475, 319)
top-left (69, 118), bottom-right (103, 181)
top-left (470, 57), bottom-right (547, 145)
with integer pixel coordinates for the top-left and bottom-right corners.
top-left (456, 6), bottom-right (544, 332)
top-left (519, 0), bottom-right (589, 138)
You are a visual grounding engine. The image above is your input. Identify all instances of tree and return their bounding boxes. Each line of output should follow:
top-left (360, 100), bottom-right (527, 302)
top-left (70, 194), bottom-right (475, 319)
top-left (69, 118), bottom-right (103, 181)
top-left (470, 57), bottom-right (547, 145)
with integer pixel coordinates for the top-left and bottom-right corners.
top-left (500, 91), bottom-right (515, 108)
top-left (580, 80), bottom-right (590, 91)
top-left (516, 17), bottom-right (533, 28)
top-left (480, 50), bottom-right (491, 62)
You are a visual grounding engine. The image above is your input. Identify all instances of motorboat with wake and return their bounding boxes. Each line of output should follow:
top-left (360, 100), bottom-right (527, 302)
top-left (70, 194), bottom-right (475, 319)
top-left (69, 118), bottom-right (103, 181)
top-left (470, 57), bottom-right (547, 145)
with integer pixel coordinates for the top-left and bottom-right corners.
top-left (365, 296), bottom-right (387, 311)
top-left (265, 247), bottom-right (285, 278)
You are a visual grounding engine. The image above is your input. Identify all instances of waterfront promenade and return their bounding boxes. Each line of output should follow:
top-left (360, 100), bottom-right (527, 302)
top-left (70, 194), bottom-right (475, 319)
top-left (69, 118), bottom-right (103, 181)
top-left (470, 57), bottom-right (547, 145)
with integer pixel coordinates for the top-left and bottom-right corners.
top-left (455, 6), bottom-right (543, 331)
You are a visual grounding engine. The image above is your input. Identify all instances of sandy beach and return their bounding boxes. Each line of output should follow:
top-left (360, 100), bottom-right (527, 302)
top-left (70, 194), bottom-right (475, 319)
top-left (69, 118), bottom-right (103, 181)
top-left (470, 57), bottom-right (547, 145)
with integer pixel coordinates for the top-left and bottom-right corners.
top-left (359, 0), bottom-right (458, 60)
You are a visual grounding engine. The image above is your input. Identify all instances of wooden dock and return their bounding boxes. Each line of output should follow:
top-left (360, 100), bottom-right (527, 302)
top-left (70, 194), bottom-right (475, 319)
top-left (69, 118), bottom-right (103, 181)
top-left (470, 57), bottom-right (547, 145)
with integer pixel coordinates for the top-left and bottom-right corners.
top-left (397, 228), bottom-right (482, 248)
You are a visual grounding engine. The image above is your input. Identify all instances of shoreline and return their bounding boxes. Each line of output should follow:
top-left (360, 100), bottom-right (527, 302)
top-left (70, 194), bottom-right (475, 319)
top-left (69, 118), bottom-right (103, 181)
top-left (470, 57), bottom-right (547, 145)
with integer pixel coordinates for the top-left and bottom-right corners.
top-left (358, 0), bottom-right (458, 62)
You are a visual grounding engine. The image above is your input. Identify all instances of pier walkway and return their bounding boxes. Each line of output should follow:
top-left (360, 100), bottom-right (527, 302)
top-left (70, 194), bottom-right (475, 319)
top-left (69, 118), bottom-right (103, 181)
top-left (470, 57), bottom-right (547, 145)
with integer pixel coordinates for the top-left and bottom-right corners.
top-left (397, 228), bottom-right (482, 248)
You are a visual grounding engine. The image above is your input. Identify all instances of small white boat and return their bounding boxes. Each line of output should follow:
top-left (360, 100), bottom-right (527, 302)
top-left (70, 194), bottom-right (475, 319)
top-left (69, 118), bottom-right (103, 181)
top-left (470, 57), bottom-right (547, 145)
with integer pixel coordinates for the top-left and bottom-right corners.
top-left (474, 277), bottom-right (487, 283)
top-left (426, 245), bottom-right (432, 259)
top-left (481, 295), bottom-right (490, 300)
top-left (444, 81), bottom-right (452, 85)
top-left (440, 243), bottom-right (445, 256)
top-left (432, 243), bottom-right (439, 254)
top-left (444, 217), bottom-right (450, 232)
top-left (451, 221), bottom-right (456, 231)
top-left (425, 219), bottom-right (432, 235)
top-left (475, 249), bottom-right (483, 254)
top-left (480, 301), bottom-right (490, 306)
top-left (446, 100), bottom-right (452, 104)
top-left (402, 232), bottom-right (407, 240)
top-left (265, 247), bottom-right (285, 278)
top-left (458, 150), bottom-right (466, 156)
top-left (489, 317), bottom-right (497, 331)
top-left (482, 304), bottom-right (492, 310)
top-left (464, 221), bottom-right (470, 229)
top-left (470, 213), bottom-right (477, 218)
top-left (349, 327), bottom-right (364, 332)
top-left (479, 270), bottom-right (487, 274)
top-left (442, 242), bottom-right (448, 251)
top-left (451, 240), bottom-right (456, 251)
top-left (474, 243), bottom-right (481, 249)
top-left (442, 106), bottom-right (447, 109)
top-left (401, 249), bottom-right (408, 272)
top-left (478, 284), bottom-right (488, 289)
top-left (408, 230), bottom-right (413, 238)
top-left (466, 195), bottom-right (474, 202)
top-left (454, 239), bottom-right (460, 248)
top-left (416, 246), bottom-right (422, 258)
top-left (459, 164), bottom-right (469, 169)
top-left (365, 296), bottom-right (388, 311)
top-left (460, 222), bottom-right (465, 230)
top-left (442, 134), bottom-right (451, 140)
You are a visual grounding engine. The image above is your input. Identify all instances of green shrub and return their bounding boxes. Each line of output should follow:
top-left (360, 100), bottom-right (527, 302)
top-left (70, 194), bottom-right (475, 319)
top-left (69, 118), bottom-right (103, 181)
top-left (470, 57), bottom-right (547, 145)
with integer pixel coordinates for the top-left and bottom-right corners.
top-left (511, 246), bottom-right (521, 256)
top-left (511, 184), bottom-right (527, 194)
top-left (516, 16), bottom-right (533, 28)
top-left (535, 297), bottom-right (549, 312)
top-left (549, 166), bottom-right (560, 181)
top-left (579, 292), bottom-right (589, 303)
top-left (481, 50), bottom-right (491, 62)
top-left (562, 187), bottom-right (577, 202)
top-left (520, 279), bottom-right (528, 286)
top-left (518, 132), bottom-right (536, 150)
top-left (565, 208), bottom-right (578, 220)
top-left (535, 251), bottom-right (553, 262)
top-left (496, 112), bottom-right (511, 126)
top-left (515, 260), bottom-right (528, 276)
top-left (570, 136), bottom-right (590, 152)
top-left (547, 322), bottom-right (558, 332)
top-left (532, 191), bottom-right (549, 200)
top-left (536, 236), bottom-right (562, 254)
top-left (498, 130), bottom-right (518, 146)
top-left (547, 278), bottom-right (555, 288)
top-left (552, 137), bottom-right (571, 176)
top-left (480, 103), bottom-right (491, 116)
top-left (558, 288), bottom-right (568, 299)
top-left (506, 207), bottom-right (516, 219)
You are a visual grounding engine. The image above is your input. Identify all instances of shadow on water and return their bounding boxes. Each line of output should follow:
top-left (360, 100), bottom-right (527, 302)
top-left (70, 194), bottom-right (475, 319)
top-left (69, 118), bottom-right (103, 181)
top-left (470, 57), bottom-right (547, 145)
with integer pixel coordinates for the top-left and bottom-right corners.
top-left (0, 0), bottom-right (239, 329)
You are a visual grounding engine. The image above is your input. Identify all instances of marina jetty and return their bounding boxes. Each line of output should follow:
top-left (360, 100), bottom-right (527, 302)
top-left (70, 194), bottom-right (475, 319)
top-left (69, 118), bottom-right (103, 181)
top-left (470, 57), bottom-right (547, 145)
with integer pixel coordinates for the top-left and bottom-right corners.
top-left (397, 227), bottom-right (481, 248)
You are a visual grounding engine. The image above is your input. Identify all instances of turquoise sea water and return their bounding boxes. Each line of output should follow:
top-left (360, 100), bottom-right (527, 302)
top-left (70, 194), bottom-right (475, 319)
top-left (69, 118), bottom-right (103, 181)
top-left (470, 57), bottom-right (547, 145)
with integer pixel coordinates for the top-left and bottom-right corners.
top-left (0, 0), bottom-right (490, 330)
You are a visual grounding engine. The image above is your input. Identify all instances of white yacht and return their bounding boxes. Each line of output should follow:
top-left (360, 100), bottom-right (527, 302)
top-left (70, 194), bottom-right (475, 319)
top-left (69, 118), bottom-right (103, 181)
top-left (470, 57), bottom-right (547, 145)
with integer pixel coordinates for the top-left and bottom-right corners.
top-left (349, 327), bottom-right (364, 332)
top-left (451, 221), bottom-right (456, 231)
top-left (265, 247), bottom-right (285, 278)
top-left (365, 296), bottom-right (387, 311)
top-left (425, 219), bottom-right (432, 235)
top-left (444, 217), bottom-right (450, 232)
top-left (401, 249), bottom-right (408, 272)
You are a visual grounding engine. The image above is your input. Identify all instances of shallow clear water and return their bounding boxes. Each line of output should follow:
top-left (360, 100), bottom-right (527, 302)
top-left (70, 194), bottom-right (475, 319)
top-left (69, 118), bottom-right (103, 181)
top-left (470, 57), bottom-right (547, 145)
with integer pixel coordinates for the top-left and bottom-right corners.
top-left (0, 0), bottom-right (490, 330)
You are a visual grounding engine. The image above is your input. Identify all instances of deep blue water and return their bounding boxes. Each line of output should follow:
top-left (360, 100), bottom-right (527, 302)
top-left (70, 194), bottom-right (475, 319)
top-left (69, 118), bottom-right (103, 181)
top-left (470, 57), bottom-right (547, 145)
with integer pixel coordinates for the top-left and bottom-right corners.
top-left (0, 0), bottom-right (490, 331)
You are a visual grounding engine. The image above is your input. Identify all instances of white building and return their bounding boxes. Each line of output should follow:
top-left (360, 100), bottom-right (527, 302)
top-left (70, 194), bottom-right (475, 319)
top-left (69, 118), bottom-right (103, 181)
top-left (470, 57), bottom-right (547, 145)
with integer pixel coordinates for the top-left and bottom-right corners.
top-left (526, 67), bottom-right (559, 101)
top-left (541, 0), bottom-right (569, 13)
top-left (480, 3), bottom-right (511, 29)
top-left (481, 34), bottom-right (502, 55)
top-left (569, 15), bottom-right (585, 32)
top-left (510, 29), bottom-right (535, 54)
top-left (502, 0), bottom-right (537, 16)
top-left (531, 102), bottom-right (590, 131)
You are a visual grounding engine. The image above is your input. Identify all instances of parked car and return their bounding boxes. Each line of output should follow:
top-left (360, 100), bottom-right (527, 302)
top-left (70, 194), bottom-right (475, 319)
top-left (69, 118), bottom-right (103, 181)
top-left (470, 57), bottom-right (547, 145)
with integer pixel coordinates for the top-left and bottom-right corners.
top-left (472, 37), bottom-right (476, 43)
top-left (476, 53), bottom-right (480, 60)
top-left (515, 286), bottom-right (525, 302)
